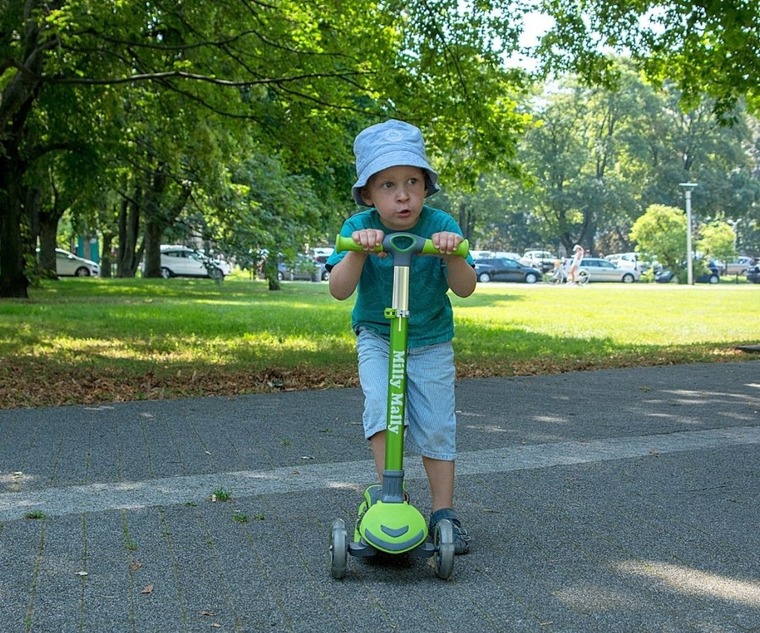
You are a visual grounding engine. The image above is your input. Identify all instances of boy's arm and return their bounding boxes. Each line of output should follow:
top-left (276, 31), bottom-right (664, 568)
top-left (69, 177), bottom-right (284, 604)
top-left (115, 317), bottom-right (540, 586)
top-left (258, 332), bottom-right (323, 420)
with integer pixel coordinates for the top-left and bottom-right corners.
top-left (328, 251), bottom-right (369, 300)
top-left (431, 231), bottom-right (476, 298)
top-left (444, 255), bottom-right (476, 298)
top-left (328, 229), bottom-right (385, 300)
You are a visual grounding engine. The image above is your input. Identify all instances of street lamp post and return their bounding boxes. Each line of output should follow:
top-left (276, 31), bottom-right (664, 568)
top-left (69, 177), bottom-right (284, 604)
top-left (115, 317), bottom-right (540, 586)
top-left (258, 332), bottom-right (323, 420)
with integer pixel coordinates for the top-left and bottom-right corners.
top-left (679, 182), bottom-right (697, 285)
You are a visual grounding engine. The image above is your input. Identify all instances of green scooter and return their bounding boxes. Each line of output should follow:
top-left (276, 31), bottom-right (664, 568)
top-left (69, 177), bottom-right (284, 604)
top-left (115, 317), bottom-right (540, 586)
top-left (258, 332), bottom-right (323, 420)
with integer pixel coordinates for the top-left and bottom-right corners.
top-left (329, 232), bottom-right (468, 580)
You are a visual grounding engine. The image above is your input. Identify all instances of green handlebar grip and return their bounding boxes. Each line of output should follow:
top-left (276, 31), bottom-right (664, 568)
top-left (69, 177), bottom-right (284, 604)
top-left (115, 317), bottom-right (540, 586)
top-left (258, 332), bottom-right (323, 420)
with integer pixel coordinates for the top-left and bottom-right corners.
top-left (421, 238), bottom-right (469, 258)
top-left (335, 233), bottom-right (469, 258)
top-left (334, 234), bottom-right (383, 253)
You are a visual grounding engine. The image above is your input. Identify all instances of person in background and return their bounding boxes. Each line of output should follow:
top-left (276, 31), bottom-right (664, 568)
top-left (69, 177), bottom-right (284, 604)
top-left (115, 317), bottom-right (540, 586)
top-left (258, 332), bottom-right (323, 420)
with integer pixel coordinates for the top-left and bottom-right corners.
top-left (567, 244), bottom-right (585, 285)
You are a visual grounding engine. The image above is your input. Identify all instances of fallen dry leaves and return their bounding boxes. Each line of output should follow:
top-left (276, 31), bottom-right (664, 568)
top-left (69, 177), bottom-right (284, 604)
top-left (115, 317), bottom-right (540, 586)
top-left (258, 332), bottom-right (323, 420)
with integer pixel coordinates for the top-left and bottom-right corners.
top-left (0, 347), bottom-right (748, 410)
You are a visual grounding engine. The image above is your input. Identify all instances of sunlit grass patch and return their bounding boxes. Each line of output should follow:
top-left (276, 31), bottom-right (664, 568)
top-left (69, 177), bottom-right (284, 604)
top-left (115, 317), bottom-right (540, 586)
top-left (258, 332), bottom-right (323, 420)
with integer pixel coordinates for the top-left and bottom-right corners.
top-left (0, 278), bottom-right (757, 409)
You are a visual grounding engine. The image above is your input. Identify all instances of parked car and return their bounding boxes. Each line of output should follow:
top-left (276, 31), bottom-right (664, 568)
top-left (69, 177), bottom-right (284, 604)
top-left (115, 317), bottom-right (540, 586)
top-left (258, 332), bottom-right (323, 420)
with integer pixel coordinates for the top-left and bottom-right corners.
top-left (520, 250), bottom-right (556, 272)
top-left (277, 254), bottom-right (321, 281)
top-left (196, 250), bottom-right (232, 276)
top-left (721, 256), bottom-right (753, 276)
top-left (747, 263), bottom-right (760, 284)
top-left (158, 245), bottom-right (226, 280)
top-left (473, 258), bottom-right (542, 283)
top-left (655, 261), bottom-right (721, 284)
top-left (473, 251), bottom-right (523, 261)
top-left (577, 258), bottom-right (640, 283)
top-left (605, 252), bottom-right (641, 271)
top-left (47, 248), bottom-right (100, 277)
top-left (313, 254), bottom-right (331, 281)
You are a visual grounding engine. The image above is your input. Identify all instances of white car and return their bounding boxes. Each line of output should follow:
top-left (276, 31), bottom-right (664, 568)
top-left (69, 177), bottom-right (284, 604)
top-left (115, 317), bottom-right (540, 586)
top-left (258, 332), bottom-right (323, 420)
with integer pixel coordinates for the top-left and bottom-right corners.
top-left (52, 248), bottom-right (100, 277)
top-left (578, 257), bottom-right (640, 282)
top-left (605, 252), bottom-right (640, 270)
top-left (520, 250), bottom-right (556, 272)
top-left (158, 245), bottom-right (226, 280)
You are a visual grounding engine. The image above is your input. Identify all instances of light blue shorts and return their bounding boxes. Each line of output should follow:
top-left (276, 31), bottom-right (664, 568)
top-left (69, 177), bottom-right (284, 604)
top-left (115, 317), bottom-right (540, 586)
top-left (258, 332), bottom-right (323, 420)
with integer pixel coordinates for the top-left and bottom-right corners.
top-left (357, 329), bottom-right (457, 461)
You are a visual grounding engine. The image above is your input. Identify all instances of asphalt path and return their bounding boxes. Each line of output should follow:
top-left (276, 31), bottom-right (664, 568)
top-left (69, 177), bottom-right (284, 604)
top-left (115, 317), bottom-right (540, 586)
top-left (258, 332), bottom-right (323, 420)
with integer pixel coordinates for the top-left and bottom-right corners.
top-left (1, 361), bottom-right (759, 632)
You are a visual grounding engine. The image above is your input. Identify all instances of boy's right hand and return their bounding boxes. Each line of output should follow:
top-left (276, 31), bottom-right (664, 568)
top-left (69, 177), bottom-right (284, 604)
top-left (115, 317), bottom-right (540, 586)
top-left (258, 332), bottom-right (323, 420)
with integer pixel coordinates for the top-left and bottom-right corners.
top-left (351, 229), bottom-right (386, 253)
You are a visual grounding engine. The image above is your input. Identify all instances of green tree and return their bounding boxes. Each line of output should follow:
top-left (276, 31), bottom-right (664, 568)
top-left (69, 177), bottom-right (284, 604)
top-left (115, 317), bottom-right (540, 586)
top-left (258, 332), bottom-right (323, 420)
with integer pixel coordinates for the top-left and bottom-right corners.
top-left (630, 204), bottom-right (687, 281)
top-left (696, 221), bottom-right (737, 270)
top-left (1, 0), bottom-right (531, 298)
top-left (534, 0), bottom-right (760, 121)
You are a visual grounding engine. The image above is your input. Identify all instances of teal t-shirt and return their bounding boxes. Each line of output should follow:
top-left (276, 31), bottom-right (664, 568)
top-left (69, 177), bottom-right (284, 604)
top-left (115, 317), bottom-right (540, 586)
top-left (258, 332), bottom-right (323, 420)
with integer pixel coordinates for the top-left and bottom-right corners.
top-left (327, 205), bottom-right (473, 348)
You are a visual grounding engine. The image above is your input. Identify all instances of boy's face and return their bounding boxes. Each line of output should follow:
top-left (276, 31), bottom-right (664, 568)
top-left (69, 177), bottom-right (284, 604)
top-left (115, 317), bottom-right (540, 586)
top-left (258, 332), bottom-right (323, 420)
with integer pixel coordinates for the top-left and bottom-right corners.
top-left (360, 165), bottom-right (427, 230)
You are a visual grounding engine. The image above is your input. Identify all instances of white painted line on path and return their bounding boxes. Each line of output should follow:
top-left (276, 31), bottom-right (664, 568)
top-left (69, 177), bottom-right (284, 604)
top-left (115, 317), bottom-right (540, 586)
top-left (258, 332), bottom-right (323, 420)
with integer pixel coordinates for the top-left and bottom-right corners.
top-left (1, 425), bottom-right (758, 521)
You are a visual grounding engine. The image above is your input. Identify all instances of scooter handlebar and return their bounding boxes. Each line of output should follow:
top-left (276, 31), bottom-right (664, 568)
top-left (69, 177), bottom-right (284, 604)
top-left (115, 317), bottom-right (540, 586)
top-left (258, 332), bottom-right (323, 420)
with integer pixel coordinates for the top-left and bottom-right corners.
top-left (335, 233), bottom-right (469, 259)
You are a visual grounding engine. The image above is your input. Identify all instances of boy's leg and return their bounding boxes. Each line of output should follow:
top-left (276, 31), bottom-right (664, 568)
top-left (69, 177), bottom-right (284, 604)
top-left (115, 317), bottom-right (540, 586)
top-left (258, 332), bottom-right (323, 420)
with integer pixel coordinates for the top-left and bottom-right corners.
top-left (422, 456), bottom-right (454, 512)
top-left (369, 431), bottom-right (386, 481)
top-left (424, 458), bottom-right (471, 554)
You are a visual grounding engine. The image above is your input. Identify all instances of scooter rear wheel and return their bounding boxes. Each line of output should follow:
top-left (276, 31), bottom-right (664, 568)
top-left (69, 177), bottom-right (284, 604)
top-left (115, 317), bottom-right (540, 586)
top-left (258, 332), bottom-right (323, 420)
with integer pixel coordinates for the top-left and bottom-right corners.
top-left (433, 518), bottom-right (455, 579)
top-left (330, 519), bottom-right (348, 579)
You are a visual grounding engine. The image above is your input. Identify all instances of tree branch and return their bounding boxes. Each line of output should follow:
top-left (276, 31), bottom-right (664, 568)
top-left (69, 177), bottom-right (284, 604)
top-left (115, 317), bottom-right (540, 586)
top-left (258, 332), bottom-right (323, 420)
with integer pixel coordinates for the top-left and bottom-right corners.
top-left (45, 68), bottom-right (369, 88)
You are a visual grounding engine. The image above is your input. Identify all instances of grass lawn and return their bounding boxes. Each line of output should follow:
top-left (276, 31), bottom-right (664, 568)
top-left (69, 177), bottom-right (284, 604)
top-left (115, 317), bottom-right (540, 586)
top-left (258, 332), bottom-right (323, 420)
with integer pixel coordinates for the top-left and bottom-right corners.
top-left (0, 277), bottom-right (757, 409)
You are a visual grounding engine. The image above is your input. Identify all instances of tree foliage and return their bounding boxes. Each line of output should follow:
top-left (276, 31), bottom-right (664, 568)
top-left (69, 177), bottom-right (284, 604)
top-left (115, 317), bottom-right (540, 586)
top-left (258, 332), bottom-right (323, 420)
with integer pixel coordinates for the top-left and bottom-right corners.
top-left (465, 60), bottom-right (760, 258)
top-left (0, 0), bottom-right (533, 297)
top-left (534, 0), bottom-right (760, 121)
top-left (630, 203), bottom-right (686, 274)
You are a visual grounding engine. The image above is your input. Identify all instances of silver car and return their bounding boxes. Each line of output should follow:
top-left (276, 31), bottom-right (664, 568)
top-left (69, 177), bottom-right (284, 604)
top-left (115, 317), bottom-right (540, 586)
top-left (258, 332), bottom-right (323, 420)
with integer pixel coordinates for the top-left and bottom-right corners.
top-left (54, 248), bottom-right (100, 277)
top-left (578, 258), bottom-right (640, 283)
top-left (159, 245), bottom-right (226, 280)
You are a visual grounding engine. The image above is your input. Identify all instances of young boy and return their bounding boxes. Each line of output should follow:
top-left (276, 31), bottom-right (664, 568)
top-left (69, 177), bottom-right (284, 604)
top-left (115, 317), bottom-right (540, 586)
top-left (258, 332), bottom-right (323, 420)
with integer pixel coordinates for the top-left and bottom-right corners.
top-left (326, 119), bottom-right (476, 554)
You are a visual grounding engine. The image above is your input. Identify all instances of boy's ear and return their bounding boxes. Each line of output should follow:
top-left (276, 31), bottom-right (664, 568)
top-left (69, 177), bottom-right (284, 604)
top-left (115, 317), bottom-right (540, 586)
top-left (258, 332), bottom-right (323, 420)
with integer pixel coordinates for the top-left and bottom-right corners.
top-left (360, 187), bottom-right (373, 206)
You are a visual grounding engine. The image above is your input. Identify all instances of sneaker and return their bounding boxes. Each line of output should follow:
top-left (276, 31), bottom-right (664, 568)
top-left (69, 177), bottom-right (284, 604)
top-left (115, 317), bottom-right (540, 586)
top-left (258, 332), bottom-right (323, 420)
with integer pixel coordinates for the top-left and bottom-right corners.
top-left (429, 508), bottom-right (471, 555)
top-left (355, 484), bottom-right (382, 539)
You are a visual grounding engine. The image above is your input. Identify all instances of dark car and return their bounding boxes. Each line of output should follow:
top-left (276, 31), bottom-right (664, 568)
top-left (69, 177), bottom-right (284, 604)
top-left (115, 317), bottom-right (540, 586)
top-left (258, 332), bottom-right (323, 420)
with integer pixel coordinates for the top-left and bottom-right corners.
top-left (279, 254), bottom-right (321, 281)
top-left (747, 263), bottom-right (760, 284)
top-left (655, 261), bottom-right (721, 284)
top-left (473, 258), bottom-right (542, 283)
top-left (313, 254), bottom-right (330, 281)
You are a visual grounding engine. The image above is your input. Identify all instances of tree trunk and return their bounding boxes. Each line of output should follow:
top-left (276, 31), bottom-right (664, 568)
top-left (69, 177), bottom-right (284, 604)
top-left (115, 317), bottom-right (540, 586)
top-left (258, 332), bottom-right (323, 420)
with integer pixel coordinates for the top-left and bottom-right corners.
top-left (143, 219), bottom-right (163, 277)
top-left (0, 152), bottom-right (31, 298)
top-left (38, 214), bottom-right (59, 277)
top-left (141, 164), bottom-right (169, 278)
top-left (100, 232), bottom-right (114, 278)
top-left (0, 1), bottom-right (47, 298)
top-left (458, 201), bottom-right (475, 240)
top-left (117, 196), bottom-right (141, 277)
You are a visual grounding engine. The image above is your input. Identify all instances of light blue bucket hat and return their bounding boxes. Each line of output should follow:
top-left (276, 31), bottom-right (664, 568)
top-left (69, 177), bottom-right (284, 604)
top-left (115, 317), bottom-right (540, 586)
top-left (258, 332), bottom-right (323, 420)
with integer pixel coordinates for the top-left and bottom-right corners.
top-left (352, 119), bottom-right (440, 206)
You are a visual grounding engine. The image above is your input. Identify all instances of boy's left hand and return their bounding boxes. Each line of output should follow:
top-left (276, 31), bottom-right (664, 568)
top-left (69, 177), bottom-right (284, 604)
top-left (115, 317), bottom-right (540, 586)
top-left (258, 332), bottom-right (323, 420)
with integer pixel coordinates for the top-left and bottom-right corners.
top-left (431, 232), bottom-right (464, 255)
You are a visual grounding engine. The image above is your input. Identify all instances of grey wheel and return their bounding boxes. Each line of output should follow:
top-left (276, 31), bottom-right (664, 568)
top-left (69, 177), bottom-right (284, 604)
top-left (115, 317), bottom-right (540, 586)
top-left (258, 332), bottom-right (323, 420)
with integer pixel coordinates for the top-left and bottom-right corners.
top-left (209, 267), bottom-right (224, 281)
top-left (622, 273), bottom-right (635, 283)
top-left (330, 519), bottom-right (348, 579)
top-left (708, 274), bottom-right (719, 284)
top-left (525, 272), bottom-right (538, 284)
top-left (434, 519), bottom-right (454, 580)
top-left (477, 272), bottom-right (491, 283)
top-left (160, 267), bottom-right (172, 279)
top-left (577, 271), bottom-right (590, 285)
top-left (75, 267), bottom-right (91, 277)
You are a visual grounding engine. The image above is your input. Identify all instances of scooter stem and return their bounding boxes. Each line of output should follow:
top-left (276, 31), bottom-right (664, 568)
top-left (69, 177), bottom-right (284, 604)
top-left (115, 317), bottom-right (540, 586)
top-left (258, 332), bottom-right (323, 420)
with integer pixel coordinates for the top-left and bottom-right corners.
top-left (384, 263), bottom-right (409, 475)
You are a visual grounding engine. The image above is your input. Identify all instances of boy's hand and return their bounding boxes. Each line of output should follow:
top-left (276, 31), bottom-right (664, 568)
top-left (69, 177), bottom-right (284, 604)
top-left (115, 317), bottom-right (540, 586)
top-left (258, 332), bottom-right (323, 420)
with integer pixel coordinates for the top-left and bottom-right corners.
top-left (351, 229), bottom-right (386, 253)
top-left (431, 231), bottom-right (464, 255)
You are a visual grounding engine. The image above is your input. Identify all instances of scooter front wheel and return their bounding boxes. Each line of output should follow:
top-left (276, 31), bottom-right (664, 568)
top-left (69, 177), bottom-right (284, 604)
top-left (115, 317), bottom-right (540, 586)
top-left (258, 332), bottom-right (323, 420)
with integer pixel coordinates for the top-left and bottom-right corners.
top-left (433, 518), bottom-right (455, 580)
top-left (330, 519), bottom-right (348, 579)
